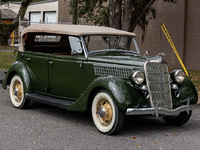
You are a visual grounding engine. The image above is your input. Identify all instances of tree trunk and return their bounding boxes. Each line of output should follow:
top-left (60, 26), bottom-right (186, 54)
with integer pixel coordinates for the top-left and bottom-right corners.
top-left (108, 0), bottom-right (122, 49)
top-left (109, 0), bottom-right (156, 50)
top-left (109, 0), bottom-right (122, 30)
top-left (0, 11), bottom-right (2, 23)
top-left (72, 0), bottom-right (78, 24)
top-left (0, 0), bottom-right (32, 45)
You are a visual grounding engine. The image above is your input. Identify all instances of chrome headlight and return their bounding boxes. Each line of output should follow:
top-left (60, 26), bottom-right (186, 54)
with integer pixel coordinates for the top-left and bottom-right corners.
top-left (132, 71), bottom-right (144, 85)
top-left (174, 70), bottom-right (186, 83)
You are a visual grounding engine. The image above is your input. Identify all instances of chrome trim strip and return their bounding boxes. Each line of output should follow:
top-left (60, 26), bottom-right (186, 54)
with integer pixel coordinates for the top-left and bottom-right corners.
top-left (80, 36), bottom-right (88, 59)
top-left (133, 37), bottom-right (140, 54)
top-left (144, 61), bottom-right (154, 107)
top-left (126, 104), bottom-right (200, 116)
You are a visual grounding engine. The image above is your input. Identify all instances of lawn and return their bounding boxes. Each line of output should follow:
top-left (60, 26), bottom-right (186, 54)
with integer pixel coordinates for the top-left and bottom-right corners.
top-left (187, 69), bottom-right (200, 97)
top-left (0, 45), bottom-right (18, 51)
top-left (0, 52), bottom-right (17, 71)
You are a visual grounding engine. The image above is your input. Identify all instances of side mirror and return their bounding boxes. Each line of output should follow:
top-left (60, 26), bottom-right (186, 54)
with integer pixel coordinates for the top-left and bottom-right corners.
top-left (69, 36), bottom-right (83, 54)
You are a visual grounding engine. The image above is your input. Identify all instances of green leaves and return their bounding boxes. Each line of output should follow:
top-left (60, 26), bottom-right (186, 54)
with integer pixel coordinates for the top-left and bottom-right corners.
top-left (70, 0), bottom-right (108, 26)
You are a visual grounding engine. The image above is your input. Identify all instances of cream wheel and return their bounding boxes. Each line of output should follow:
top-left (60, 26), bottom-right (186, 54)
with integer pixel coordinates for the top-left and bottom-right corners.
top-left (9, 75), bottom-right (29, 108)
top-left (91, 90), bottom-right (124, 135)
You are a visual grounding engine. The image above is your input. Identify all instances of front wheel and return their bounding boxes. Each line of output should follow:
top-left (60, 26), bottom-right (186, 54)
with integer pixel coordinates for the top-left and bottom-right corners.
top-left (163, 111), bottom-right (192, 126)
top-left (91, 90), bottom-right (124, 135)
top-left (9, 75), bottom-right (29, 109)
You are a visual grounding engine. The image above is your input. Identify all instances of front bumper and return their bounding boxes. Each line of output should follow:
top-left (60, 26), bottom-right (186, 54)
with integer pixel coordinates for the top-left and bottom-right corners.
top-left (126, 102), bottom-right (200, 117)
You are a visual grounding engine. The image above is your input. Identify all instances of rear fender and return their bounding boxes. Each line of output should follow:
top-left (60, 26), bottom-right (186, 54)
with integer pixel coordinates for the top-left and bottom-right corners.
top-left (2, 61), bottom-right (34, 94)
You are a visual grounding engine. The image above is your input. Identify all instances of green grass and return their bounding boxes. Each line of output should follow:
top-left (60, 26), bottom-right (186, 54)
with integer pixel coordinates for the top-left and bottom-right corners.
top-left (0, 45), bottom-right (18, 51)
top-left (0, 52), bottom-right (17, 71)
top-left (187, 69), bottom-right (200, 96)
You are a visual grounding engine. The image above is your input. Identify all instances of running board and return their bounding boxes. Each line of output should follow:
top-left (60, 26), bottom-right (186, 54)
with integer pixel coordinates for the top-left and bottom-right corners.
top-left (26, 93), bottom-right (75, 110)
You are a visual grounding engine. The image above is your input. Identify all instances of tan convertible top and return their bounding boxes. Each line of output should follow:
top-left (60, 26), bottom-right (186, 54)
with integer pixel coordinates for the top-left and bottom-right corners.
top-left (21, 23), bottom-right (136, 37)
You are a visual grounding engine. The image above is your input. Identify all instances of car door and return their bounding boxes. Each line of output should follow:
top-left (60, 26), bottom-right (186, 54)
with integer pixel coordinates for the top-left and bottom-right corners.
top-left (48, 54), bottom-right (88, 99)
top-left (48, 36), bottom-right (88, 99)
top-left (24, 51), bottom-right (49, 94)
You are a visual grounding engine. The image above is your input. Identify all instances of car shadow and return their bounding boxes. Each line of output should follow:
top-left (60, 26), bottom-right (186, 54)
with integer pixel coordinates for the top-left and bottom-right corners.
top-left (28, 100), bottom-right (199, 136)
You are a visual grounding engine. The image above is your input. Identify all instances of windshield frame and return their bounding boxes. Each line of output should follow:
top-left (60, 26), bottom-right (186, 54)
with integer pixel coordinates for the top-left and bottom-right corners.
top-left (80, 35), bottom-right (140, 57)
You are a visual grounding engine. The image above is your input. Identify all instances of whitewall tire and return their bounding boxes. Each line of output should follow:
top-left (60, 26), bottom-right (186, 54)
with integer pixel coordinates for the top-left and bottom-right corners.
top-left (91, 90), bottom-right (124, 135)
top-left (9, 75), bottom-right (29, 109)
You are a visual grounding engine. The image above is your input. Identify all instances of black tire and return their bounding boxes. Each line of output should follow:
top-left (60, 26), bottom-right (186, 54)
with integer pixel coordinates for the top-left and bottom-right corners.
top-left (163, 111), bottom-right (192, 126)
top-left (9, 74), bottom-right (30, 109)
top-left (91, 90), bottom-right (124, 135)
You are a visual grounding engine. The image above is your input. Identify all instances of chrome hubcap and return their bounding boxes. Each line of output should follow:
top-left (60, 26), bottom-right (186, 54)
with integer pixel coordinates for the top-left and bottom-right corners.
top-left (13, 87), bottom-right (18, 96)
top-left (99, 107), bottom-right (106, 118)
top-left (12, 80), bottom-right (23, 103)
top-left (96, 98), bottom-right (113, 127)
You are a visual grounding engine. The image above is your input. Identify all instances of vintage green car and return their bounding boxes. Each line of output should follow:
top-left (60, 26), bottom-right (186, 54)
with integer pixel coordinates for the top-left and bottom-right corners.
top-left (2, 24), bottom-right (200, 135)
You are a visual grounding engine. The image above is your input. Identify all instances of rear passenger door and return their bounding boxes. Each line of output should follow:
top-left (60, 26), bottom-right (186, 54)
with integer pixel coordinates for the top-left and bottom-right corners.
top-left (23, 33), bottom-right (61, 95)
top-left (24, 51), bottom-right (49, 94)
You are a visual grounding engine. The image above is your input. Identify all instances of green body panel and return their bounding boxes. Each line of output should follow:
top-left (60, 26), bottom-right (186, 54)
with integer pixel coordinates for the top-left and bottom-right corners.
top-left (48, 54), bottom-right (88, 99)
top-left (23, 51), bottom-right (49, 94)
top-left (2, 60), bottom-right (34, 95)
top-left (67, 76), bottom-right (146, 111)
top-left (2, 51), bottom-right (198, 112)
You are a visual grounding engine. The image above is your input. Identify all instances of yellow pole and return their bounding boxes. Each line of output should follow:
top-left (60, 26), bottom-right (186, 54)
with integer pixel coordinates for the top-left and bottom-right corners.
top-left (160, 22), bottom-right (189, 76)
top-left (11, 31), bottom-right (15, 46)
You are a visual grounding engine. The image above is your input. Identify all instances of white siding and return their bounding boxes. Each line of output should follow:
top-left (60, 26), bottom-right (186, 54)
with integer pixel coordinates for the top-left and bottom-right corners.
top-left (25, 0), bottom-right (58, 22)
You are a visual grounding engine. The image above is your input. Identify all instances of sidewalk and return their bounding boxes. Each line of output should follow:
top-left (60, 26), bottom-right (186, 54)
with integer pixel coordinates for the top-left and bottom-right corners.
top-left (0, 50), bottom-right (15, 52)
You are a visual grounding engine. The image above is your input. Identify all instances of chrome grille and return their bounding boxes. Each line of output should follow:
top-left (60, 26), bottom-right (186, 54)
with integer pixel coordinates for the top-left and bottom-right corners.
top-left (145, 62), bottom-right (172, 109)
top-left (94, 65), bottom-right (133, 79)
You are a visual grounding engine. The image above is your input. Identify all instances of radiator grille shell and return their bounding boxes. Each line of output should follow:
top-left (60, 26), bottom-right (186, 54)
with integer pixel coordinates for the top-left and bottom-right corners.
top-left (94, 65), bottom-right (133, 79)
top-left (144, 62), bottom-right (172, 109)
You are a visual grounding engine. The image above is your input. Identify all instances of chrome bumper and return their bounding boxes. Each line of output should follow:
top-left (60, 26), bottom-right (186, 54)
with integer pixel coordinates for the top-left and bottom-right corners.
top-left (126, 103), bottom-right (200, 117)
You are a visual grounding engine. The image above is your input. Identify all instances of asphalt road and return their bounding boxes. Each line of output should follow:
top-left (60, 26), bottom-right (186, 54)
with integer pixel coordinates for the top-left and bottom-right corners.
top-left (0, 71), bottom-right (200, 150)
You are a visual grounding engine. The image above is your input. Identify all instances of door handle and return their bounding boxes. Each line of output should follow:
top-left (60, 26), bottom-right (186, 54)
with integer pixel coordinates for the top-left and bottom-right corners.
top-left (26, 58), bottom-right (31, 61)
top-left (48, 61), bottom-right (53, 64)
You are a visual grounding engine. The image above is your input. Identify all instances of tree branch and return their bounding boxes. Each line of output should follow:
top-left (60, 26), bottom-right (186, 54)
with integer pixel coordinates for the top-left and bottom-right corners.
top-left (130, 0), bottom-right (155, 32)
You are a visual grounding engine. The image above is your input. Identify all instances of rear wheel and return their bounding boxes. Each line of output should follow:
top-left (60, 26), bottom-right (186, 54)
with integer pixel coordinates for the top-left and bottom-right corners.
top-left (91, 90), bottom-right (124, 135)
top-left (163, 111), bottom-right (192, 126)
top-left (9, 75), bottom-right (29, 109)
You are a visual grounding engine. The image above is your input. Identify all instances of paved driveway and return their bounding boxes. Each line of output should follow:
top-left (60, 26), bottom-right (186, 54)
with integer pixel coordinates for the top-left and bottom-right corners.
top-left (0, 71), bottom-right (200, 150)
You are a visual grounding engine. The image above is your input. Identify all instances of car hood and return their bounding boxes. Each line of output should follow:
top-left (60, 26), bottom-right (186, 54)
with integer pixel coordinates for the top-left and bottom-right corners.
top-left (87, 53), bottom-right (161, 69)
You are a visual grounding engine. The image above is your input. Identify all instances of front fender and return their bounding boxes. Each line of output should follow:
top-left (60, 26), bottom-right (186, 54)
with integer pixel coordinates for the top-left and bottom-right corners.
top-left (2, 61), bottom-right (34, 94)
top-left (68, 76), bottom-right (145, 111)
top-left (173, 78), bottom-right (198, 108)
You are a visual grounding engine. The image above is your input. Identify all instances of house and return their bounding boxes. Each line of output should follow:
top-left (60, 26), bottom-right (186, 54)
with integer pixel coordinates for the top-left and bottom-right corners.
top-left (0, 0), bottom-right (72, 23)
top-left (0, 9), bottom-right (17, 23)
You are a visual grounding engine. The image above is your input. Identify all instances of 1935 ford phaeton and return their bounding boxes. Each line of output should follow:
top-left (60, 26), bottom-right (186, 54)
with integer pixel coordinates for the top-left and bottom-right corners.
top-left (2, 24), bottom-right (200, 134)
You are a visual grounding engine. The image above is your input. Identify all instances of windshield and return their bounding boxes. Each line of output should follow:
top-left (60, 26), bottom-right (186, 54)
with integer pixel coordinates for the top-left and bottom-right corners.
top-left (83, 35), bottom-right (140, 54)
